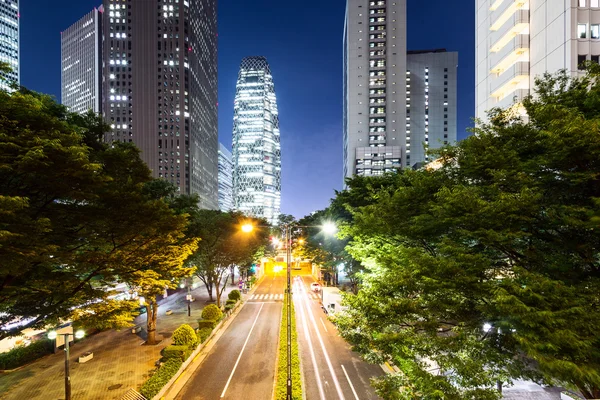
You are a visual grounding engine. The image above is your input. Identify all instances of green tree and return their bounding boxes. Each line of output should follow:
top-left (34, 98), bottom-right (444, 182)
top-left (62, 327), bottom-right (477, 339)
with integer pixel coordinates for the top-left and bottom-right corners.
top-left (335, 68), bottom-right (600, 399)
top-left (186, 210), bottom-right (269, 306)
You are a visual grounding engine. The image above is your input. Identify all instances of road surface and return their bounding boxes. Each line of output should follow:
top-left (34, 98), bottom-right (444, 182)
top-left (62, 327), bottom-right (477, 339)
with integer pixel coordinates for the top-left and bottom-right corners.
top-left (294, 275), bottom-right (383, 400)
top-left (176, 274), bottom-right (285, 400)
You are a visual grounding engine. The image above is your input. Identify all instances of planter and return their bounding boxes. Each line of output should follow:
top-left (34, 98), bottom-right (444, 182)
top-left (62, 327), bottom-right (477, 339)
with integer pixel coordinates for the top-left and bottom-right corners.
top-left (132, 326), bottom-right (142, 334)
top-left (165, 310), bottom-right (173, 316)
top-left (78, 352), bottom-right (93, 363)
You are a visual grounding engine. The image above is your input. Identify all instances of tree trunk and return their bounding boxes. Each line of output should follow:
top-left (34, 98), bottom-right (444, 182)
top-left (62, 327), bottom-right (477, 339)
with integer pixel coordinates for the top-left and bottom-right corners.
top-left (146, 298), bottom-right (158, 345)
top-left (202, 280), bottom-right (213, 301)
top-left (230, 266), bottom-right (235, 285)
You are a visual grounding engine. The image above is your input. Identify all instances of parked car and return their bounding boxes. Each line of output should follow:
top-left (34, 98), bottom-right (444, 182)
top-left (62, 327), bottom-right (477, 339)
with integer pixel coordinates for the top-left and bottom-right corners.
top-left (310, 282), bottom-right (321, 292)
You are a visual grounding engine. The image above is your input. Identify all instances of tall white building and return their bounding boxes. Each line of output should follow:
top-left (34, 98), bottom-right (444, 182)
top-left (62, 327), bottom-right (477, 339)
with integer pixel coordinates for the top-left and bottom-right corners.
top-left (232, 56), bottom-right (281, 225)
top-left (344, 0), bottom-right (406, 178)
top-left (0, 0), bottom-right (19, 91)
top-left (476, 0), bottom-right (600, 119)
top-left (218, 143), bottom-right (234, 212)
top-left (61, 7), bottom-right (103, 114)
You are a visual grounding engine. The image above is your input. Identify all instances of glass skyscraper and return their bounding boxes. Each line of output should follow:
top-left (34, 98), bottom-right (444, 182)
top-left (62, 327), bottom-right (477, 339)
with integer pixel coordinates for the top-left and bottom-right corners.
top-left (232, 56), bottom-right (281, 225)
top-left (0, 0), bottom-right (19, 91)
top-left (218, 142), bottom-right (233, 211)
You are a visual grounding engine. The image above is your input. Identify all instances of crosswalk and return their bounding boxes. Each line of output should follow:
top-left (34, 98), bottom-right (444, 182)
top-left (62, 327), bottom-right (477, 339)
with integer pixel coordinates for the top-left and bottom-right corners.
top-left (248, 292), bottom-right (321, 301)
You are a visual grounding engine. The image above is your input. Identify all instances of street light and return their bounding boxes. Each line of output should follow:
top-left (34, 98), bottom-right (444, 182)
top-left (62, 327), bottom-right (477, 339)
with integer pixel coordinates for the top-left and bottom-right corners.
top-left (322, 222), bottom-right (337, 235)
top-left (241, 223), bottom-right (254, 233)
top-left (48, 328), bottom-right (85, 400)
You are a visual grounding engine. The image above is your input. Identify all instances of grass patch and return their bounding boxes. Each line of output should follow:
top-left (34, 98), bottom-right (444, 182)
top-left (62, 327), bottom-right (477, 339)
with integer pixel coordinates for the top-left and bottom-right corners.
top-left (275, 293), bottom-right (302, 400)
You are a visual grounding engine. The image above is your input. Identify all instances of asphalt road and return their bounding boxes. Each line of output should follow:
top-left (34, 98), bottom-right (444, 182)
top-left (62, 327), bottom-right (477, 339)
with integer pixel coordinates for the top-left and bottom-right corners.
top-left (176, 274), bottom-right (285, 400)
top-left (294, 275), bottom-right (383, 400)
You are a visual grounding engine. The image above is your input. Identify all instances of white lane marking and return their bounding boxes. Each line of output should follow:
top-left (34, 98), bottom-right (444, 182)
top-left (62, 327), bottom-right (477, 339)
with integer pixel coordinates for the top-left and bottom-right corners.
top-left (220, 303), bottom-right (265, 398)
top-left (269, 294), bottom-right (273, 300)
top-left (259, 294), bottom-right (265, 300)
top-left (295, 280), bottom-right (326, 400)
top-left (251, 295), bottom-right (257, 300)
top-left (341, 365), bottom-right (360, 400)
top-left (296, 277), bottom-right (346, 400)
top-left (320, 317), bottom-right (328, 332)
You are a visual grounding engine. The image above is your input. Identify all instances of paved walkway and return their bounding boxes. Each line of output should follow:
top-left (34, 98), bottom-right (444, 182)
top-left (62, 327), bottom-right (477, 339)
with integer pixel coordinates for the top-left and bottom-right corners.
top-left (0, 277), bottom-right (243, 400)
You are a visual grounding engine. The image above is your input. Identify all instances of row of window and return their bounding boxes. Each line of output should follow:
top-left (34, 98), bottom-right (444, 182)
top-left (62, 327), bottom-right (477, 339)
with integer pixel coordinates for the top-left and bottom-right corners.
top-left (579, 0), bottom-right (600, 7)
top-left (577, 23), bottom-right (600, 39)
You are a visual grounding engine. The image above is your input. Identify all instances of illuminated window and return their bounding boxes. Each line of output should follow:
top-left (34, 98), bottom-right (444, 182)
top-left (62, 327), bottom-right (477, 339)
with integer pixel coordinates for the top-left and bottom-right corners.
top-left (592, 24), bottom-right (600, 39)
top-left (578, 24), bottom-right (587, 38)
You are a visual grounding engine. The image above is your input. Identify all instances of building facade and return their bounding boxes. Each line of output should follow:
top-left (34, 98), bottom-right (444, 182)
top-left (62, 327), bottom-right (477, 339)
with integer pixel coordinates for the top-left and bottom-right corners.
top-left (0, 0), bottom-right (19, 91)
top-left (406, 50), bottom-right (458, 168)
top-left (61, 8), bottom-right (103, 114)
top-left (232, 56), bottom-right (281, 225)
top-left (344, 0), bottom-right (406, 178)
top-left (218, 143), bottom-right (233, 211)
top-left (476, 0), bottom-right (599, 119)
top-left (101, 0), bottom-right (218, 208)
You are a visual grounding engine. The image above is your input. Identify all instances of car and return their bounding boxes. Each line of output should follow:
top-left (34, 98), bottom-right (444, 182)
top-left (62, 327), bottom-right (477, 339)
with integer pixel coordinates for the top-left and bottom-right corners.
top-left (310, 282), bottom-right (321, 292)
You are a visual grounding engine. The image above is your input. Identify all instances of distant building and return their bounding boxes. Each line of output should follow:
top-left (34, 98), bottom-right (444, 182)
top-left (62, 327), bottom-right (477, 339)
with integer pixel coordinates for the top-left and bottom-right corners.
top-left (232, 56), bottom-right (281, 225)
top-left (61, 8), bottom-right (103, 114)
top-left (64, 0), bottom-right (219, 208)
top-left (218, 143), bottom-right (233, 211)
top-left (406, 50), bottom-right (458, 166)
top-left (476, 0), bottom-right (598, 119)
top-left (343, 1), bottom-right (457, 177)
top-left (0, 0), bottom-right (19, 91)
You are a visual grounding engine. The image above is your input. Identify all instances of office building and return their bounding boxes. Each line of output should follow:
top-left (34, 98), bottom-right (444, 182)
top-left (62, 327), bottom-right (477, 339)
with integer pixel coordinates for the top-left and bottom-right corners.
top-left (0, 0), bottom-right (19, 91)
top-left (232, 56), bottom-right (281, 225)
top-left (406, 50), bottom-right (458, 168)
top-left (344, 0), bottom-right (406, 178)
top-left (218, 143), bottom-right (233, 211)
top-left (476, 0), bottom-right (600, 119)
top-left (101, 0), bottom-right (218, 208)
top-left (61, 8), bottom-right (103, 114)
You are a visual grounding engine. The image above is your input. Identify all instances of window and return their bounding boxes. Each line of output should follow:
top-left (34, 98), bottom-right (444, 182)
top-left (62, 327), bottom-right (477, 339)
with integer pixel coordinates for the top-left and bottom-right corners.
top-left (578, 24), bottom-right (587, 38)
top-left (580, 0), bottom-right (586, 6)
top-left (592, 24), bottom-right (600, 39)
top-left (578, 54), bottom-right (587, 69)
top-left (592, 55), bottom-right (600, 64)
top-left (593, 0), bottom-right (599, 6)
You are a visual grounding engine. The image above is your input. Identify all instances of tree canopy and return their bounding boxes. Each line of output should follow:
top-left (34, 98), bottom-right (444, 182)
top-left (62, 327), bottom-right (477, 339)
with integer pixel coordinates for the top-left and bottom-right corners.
top-left (332, 68), bottom-right (600, 399)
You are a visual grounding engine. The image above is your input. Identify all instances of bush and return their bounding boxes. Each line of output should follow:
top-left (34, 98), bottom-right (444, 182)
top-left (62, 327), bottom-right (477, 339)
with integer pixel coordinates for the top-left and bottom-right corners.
top-left (226, 299), bottom-right (237, 306)
top-left (172, 324), bottom-right (196, 347)
top-left (197, 327), bottom-right (212, 344)
top-left (139, 358), bottom-right (182, 399)
top-left (224, 304), bottom-right (234, 312)
top-left (161, 345), bottom-right (191, 362)
top-left (0, 339), bottom-right (54, 370)
top-left (201, 304), bottom-right (223, 321)
top-left (197, 319), bottom-right (217, 330)
top-left (228, 290), bottom-right (241, 301)
top-left (275, 295), bottom-right (302, 399)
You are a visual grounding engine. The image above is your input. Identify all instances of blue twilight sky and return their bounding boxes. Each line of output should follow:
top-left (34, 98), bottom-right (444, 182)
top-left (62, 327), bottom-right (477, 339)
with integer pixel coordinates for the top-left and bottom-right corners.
top-left (20, 0), bottom-right (475, 218)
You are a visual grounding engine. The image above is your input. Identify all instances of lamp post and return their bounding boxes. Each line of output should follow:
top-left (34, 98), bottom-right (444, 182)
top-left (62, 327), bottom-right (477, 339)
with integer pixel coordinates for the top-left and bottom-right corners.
top-left (241, 221), bottom-right (337, 400)
top-left (48, 329), bottom-right (85, 400)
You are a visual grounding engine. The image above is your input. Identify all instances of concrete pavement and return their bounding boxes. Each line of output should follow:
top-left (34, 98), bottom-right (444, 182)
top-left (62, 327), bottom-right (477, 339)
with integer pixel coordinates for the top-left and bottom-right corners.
top-left (174, 274), bottom-right (285, 400)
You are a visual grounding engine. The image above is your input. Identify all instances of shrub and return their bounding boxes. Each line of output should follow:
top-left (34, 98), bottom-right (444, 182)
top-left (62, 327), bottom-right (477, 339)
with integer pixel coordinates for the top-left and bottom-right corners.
top-left (201, 304), bottom-right (223, 321)
top-left (197, 319), bottom-right (217, 330)
top-left (226, 299), bottom-right (237, 306)
top-left (197, 327), bottom-right (212, 344)
top-left (172, 324), bottom-right (196, 347)
top-left (161, 345), bottom-right (191, 362)
top-left (275, 295), bottom-right (302, 399)
top-left (224, 304), bottom-right (234, 312)
top-left (0, 339), bottom-right (54, 370)
top-left (139, 358), bottom-right (182, 399)
top-left (228, 290), bottom-right (241, 301)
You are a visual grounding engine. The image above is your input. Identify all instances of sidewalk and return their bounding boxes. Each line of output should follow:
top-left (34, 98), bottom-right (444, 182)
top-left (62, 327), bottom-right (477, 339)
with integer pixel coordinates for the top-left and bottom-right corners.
top-left (0, 277), bottom-right (241, 400)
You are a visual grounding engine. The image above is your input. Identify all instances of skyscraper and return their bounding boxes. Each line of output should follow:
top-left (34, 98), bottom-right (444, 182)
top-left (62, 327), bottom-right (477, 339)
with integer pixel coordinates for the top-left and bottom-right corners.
top-left (406, 50), bottom-right (458, 168)
top-left (61, 7), bottom-right (103, 114)
top-left (344, 0), bottom-right (406, 179)
top-left (218, 143), bottom-right (233, 211)
top-left (101, 0), bottom-right (218, 208)
top-left (476, 0), bottom-right (598, 119)
top-left (232, 56), bottom-right (281, 225)
top-left (0, 0), bottom-right (19, 91)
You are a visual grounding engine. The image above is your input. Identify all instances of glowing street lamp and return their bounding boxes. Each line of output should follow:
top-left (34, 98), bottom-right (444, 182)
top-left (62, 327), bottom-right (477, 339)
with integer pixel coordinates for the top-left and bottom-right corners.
top-left (241, 223), bottom-right (254, 233)
top-left (322, 222), bottom-right (337, 235)
top-left (47, 328), bottom-right (85, 400)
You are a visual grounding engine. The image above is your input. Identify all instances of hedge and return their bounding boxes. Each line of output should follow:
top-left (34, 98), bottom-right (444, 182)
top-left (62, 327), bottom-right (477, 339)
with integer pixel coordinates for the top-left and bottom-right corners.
top-left (228, 290), bottom-right (241, 301)
top-left (0, 339), bottom-right (54, 370)
top-left (139, 358), bottom-right (182, 399)
top-left (201, 304), bottom-right (223, 321)
top-left (224, 304), bottom-right (234, 312)
top-left (275, 294), bottom-right (302, 400)
top-left (172, 324), bottom-right (196, 347)
top-left (197, 327), bottom-right (212, 344)
top-left (225, 299), bottom-right (237, 306)
top-left (197, 319), bottom-right (217, 330)
top-left (161, 345), bottom-right (191, 362)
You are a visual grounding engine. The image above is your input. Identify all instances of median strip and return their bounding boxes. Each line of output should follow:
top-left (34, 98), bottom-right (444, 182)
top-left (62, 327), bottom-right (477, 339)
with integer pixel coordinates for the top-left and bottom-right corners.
top-left (274, 293), bottom-right (303, 400)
